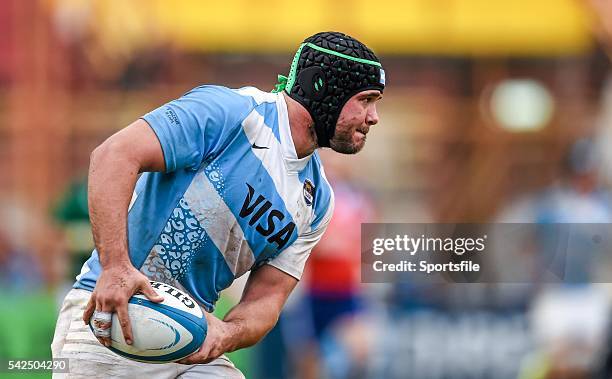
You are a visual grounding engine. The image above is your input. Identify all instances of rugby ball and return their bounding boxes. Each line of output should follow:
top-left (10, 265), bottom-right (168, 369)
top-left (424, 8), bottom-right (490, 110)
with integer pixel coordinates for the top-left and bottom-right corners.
top-left (90, 281), bottom-right (207, 363)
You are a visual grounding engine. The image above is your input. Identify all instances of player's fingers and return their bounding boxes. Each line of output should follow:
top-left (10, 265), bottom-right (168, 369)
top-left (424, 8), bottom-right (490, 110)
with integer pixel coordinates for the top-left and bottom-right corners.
top-left (94, 300), bottom-right (113, 347)
top-left (83, 295), bottom-right (96, 324)
top-left (178, 355), bottom-right (214, 365)
top-left (177, 353), bottom-right (200, 365)
top-left (177, 345), bottom-right (208, 365)
top-left (115, 302), bottom-right (133, 345)
top-left (140, 281), bottom-right (164, 303)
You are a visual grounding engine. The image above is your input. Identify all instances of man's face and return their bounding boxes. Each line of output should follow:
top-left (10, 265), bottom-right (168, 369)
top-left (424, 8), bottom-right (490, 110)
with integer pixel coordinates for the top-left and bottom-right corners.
top-left (329, 90), bottom-right (383, 154)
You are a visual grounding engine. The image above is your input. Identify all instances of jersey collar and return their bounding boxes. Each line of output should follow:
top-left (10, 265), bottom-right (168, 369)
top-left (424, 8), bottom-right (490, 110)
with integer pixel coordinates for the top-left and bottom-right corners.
top-left (276, 91), bottom-right (313, 173)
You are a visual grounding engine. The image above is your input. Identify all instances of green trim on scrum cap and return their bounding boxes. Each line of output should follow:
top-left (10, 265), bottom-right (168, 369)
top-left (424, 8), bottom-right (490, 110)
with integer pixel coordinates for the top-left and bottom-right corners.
top-left (273, 41), bottom-right (382, 93)
top-left (284, 43), bottom-right (306, 93)
top-left (305, 42), bottom-right (382, 67)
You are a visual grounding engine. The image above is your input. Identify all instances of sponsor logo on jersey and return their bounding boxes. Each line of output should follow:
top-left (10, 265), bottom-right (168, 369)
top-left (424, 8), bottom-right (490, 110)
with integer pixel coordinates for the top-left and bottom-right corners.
top-left (239, 183), bottom-right (296, 250)
top-left (251, 143), bottom-right (269, 150)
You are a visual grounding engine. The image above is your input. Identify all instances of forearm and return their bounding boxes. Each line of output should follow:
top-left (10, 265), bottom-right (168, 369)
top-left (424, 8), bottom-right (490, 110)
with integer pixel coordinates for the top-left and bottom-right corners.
top-left (221, 297), bottom-right (282, 352)
top-left (88, 143), bottom-right (140, 269)
top-left (178, 266), bottom-right (297, 365)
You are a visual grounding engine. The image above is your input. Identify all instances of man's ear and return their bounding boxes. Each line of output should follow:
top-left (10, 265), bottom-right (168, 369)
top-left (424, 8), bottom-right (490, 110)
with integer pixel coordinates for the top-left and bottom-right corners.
top-left (309, 122), bottom-right (319, 146)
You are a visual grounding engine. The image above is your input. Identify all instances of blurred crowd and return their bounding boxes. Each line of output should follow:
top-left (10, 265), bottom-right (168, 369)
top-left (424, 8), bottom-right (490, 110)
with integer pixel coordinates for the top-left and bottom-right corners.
top-left (2, 1), bottom-right (612, 379)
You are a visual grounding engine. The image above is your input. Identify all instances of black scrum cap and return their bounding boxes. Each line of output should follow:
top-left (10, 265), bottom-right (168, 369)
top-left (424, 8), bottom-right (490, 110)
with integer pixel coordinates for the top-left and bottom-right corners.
top-left (273, 32), bottom-right (385, 147)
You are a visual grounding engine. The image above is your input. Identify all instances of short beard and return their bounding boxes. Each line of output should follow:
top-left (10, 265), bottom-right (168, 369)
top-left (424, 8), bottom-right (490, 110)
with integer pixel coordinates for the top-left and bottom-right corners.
top-left (329, 132), bottom-right (364, 154)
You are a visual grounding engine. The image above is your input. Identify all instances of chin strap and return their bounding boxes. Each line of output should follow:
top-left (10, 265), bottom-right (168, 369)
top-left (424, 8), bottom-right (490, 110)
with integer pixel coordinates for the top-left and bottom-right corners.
top-left (271, 75), bottom-right (288, 93)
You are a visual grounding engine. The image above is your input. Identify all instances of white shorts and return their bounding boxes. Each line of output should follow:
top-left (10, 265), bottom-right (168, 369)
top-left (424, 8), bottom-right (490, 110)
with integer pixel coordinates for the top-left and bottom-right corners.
top-left (51, 288), bottom-right (245, 379)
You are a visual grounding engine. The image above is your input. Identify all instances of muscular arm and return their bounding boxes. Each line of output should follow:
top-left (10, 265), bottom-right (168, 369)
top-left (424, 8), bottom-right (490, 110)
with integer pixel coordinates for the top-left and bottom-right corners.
top-left (83, 119), bottom-right (166, 346)
top-left (178, 265), bottom-right (298, 364)
top-left (88, 119), bottom-right (166, 267)
top-left (224, 265), bottom-right (298, 349)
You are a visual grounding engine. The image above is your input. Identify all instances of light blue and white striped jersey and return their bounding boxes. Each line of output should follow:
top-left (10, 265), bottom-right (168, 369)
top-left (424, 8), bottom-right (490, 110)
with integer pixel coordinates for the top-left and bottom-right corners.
top-left (74, 85), bottom-right (335, 311)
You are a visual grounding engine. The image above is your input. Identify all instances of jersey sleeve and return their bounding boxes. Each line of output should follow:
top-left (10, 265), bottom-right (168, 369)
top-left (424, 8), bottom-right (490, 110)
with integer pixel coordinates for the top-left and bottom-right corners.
top-left (141, 86), bottom-right (253, 172)
top-left (267, 191), bottom-right (335, 280)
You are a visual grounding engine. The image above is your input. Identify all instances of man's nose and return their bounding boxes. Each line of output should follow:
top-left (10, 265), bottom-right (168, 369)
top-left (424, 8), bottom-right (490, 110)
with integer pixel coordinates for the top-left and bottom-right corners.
top-left (366, 106), bottom-right (379, 126)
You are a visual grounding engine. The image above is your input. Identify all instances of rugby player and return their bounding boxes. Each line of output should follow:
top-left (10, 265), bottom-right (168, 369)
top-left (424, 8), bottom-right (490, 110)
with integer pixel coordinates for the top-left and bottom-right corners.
top-left (51, 31), bottom-right (385, 378)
